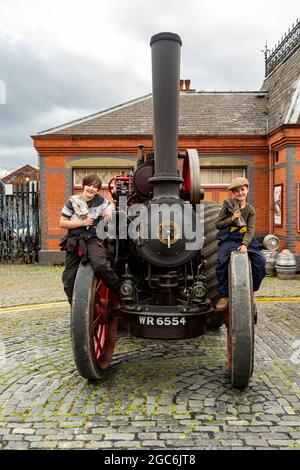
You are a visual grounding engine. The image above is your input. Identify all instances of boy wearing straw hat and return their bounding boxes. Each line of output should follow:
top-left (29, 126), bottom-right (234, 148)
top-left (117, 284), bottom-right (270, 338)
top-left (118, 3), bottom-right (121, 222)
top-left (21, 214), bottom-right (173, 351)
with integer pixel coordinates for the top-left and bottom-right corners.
top-left (215, 177), bottom-right (266, 311)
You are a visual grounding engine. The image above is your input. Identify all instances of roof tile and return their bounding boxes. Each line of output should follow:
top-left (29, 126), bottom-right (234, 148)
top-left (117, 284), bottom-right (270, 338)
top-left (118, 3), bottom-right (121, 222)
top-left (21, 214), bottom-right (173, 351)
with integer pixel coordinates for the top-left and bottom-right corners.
top-left (39, 92), bottom-right (268, 136)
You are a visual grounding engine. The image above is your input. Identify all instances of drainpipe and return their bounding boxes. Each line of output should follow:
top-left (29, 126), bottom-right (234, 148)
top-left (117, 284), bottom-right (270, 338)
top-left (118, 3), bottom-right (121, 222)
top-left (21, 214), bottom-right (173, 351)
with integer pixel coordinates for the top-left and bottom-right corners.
top-left (268, 141), bottom-right (274, 234)
top-left (265, 97), bottom-right (273, 234)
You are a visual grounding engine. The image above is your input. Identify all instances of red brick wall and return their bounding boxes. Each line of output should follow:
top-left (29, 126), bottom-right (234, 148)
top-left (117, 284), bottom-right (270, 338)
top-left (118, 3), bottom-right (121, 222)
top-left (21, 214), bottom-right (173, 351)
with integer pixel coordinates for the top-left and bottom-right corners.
top-left (251, 163), bottom-right (269, 234)
top-left (45, 173), bottom-right (66, 243)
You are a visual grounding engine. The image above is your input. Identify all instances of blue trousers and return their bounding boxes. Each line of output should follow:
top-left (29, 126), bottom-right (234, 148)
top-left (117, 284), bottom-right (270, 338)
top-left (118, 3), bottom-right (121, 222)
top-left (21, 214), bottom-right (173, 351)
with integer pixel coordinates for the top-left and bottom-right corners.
top-left (216, 236), bottom-right (266, 298)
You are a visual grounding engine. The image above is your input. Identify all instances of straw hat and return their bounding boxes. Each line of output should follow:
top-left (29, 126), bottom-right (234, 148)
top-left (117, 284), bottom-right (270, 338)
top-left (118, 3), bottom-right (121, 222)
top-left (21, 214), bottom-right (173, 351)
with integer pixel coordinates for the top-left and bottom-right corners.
top-left (228, 177), bottom-right (249, 191)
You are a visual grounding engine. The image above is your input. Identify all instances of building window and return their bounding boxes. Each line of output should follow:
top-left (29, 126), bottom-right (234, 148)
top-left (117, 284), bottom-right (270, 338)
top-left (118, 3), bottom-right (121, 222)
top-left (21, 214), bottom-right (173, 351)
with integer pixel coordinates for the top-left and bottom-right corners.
top-left (273, 151), bottom-right (279, 164)
top-left (200, 168), bottom-right (245, 186)
top-left (73, 168), bottom-right (133, 188)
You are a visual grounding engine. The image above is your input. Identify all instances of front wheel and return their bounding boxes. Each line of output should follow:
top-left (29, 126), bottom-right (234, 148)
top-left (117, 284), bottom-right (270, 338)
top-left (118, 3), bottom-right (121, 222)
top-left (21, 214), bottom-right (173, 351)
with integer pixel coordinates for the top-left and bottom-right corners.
top-left (227, 251), bottom-right (254, 389)
top-left (71, 263), bottom-right (119, 380)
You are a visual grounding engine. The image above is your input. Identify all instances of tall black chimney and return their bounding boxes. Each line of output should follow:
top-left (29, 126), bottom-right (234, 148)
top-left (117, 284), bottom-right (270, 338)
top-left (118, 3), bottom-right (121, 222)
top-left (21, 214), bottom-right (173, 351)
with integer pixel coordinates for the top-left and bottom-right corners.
top-left (149, 32), bottom-right (183, 199)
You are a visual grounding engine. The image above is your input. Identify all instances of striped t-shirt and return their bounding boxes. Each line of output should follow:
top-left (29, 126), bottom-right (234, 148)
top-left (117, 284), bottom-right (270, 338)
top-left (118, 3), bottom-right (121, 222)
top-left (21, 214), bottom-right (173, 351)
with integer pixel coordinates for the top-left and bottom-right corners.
top-left (61, 194), bottom-right (110, 237)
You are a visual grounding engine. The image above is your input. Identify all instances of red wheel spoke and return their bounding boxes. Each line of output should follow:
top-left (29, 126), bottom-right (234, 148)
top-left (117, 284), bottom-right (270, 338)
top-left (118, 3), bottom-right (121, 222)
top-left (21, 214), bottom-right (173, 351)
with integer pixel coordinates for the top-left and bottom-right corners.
top-left (94, 326), bottom-right (105, 358)
top-left (93, 315), bottom-right (106, 329)
top-left (92, 279), bottom-right (119, 368)
top-left (94, 330), bottom-right (100, 357)
top-left (99, 324), bottom-right (106, 348)
top-left (94, 313), bottom-right (107, 357)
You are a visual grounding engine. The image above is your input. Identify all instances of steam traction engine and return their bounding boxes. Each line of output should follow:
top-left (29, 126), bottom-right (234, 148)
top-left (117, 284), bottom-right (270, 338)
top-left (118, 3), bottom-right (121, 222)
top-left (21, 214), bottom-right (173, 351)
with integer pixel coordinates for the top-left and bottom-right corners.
top-left (71, 33), bottom-right (255, 389)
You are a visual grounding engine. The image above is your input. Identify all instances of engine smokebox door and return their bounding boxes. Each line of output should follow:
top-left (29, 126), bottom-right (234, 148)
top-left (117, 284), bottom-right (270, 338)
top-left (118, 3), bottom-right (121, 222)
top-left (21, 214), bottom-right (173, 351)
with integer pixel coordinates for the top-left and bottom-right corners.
top-left (132, 198), bottom-right (204, 267)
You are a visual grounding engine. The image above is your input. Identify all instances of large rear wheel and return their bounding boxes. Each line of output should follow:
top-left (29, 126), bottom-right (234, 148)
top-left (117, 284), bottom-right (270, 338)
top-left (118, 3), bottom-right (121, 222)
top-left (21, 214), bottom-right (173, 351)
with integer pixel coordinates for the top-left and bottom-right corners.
top-left (202, 201), bottom-right (223, 328)
top-left (227, 251), bottom-right (254, 389)
top-left (71, 263), bottom-right (119, 380)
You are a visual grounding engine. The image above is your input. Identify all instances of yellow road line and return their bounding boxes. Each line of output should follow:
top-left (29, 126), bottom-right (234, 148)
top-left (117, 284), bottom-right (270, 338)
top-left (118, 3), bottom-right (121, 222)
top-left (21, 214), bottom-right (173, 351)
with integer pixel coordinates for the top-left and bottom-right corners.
top-left (256, 297), bottom-right (300, 302)
top-left (0, 297), bottom-right (299, 314)
top-left (0, 301), bottom-right (69, 314)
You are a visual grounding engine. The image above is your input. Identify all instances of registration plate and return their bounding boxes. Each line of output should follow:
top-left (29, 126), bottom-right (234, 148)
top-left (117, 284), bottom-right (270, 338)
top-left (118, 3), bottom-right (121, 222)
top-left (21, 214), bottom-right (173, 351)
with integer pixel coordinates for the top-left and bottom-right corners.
top-left (138, 315), bottom-right (187, 327)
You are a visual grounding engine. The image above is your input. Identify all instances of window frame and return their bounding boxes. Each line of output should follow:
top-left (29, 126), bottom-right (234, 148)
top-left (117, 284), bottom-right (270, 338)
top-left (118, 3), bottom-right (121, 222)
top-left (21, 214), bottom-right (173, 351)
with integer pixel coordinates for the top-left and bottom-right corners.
top-left (273, 150), bottom-right (279, 164)
top-left (73, 167), bottom-right (134, 189)
top-left (200, 168), bottom-right (246, 186)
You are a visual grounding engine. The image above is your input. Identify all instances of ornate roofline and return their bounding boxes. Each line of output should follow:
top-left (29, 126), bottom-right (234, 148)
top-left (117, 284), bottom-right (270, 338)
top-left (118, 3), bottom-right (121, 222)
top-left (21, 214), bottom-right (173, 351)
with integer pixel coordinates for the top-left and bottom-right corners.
top-left (265, 19), bottom-right (300, 77)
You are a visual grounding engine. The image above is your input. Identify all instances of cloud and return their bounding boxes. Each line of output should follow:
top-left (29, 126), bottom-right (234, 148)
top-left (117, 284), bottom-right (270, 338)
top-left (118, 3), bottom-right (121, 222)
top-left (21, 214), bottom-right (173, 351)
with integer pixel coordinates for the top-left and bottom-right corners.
top-left (0, 37), bottom-right (150, 168)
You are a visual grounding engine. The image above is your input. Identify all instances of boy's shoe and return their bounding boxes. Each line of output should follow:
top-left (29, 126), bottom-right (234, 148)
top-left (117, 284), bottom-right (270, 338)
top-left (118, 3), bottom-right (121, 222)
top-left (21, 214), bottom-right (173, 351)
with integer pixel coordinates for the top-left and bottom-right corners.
top-left (215, 297), bottom-right (229, 311)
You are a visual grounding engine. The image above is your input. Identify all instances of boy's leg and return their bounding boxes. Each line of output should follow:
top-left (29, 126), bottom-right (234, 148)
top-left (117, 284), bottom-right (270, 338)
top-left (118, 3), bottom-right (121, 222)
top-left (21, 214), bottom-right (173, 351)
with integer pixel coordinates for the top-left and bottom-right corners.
top-left (62, 251), bottom-right (81, 304)
top-left (247, 249), bottom-right (266, 292)
top-left (216, 242), bottom-right (234, 298)
top-left (87, 241), bottom-right (120, 292)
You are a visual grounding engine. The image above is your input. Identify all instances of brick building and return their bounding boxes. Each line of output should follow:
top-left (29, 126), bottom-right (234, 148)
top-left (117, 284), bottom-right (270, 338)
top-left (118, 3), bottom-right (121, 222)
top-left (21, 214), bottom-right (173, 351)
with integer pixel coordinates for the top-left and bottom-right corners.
top-left (1, 164), bottom-right (39, 188)
top-left (32, 22), bottom-right (300, 266)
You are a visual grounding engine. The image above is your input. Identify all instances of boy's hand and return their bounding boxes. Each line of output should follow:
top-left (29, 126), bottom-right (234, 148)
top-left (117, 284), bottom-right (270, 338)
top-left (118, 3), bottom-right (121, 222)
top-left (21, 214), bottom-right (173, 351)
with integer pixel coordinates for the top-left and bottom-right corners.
top-left (102, 204), bottom-right (114, 221)
top-left (232, 210), bottom-right (241, 221)
top-left (238, 244), bottom-right (247, 254)
top-left (81, 217), bottom-right (93, 227)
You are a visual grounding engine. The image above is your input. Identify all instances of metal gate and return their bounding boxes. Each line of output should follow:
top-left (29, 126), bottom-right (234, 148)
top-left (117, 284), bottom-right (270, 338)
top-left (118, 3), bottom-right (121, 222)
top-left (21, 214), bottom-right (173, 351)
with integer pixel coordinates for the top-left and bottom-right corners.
top-left (0, 183), bottom-right (40, 263)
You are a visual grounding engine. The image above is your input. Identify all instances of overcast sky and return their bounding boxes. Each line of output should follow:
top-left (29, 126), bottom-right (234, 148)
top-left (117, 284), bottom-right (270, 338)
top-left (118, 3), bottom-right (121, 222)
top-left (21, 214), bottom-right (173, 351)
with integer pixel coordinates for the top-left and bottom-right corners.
top-left (0, 0), bottom-right (299, 169)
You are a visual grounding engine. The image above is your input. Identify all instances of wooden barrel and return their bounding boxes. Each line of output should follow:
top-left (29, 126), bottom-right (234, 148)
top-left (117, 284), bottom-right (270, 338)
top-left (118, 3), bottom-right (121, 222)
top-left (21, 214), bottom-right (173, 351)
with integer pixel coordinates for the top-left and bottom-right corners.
top-left (262, 250), bottom-right (277, 277)
top-left (275, 249), bottom-right (296, 280)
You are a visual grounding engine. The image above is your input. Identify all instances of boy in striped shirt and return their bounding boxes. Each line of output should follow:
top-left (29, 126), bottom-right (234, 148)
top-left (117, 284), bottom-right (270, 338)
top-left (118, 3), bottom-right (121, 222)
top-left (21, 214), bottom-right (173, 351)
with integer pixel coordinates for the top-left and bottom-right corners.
top-left (59, 173), bottom-right (120, 304)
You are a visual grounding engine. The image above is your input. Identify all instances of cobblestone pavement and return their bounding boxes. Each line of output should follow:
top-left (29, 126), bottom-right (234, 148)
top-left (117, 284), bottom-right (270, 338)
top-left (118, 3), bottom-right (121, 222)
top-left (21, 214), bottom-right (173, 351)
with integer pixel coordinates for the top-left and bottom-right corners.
top-left (1, 265), bottom-right (299, 309)
top-left (0, 299), bottom-right (299, 450)
top-left (257, 274), bottom-right (300, 298)
top-left (0, 265), bottom-right (65, 307)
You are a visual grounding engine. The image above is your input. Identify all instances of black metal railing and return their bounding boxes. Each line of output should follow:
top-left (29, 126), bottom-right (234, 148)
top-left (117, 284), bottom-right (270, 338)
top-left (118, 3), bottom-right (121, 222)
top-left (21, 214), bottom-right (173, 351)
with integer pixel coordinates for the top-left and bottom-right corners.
top-left (0, 182), bottom-right (40, 263)
top-left (265, 20), bottom-right (300, 77)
